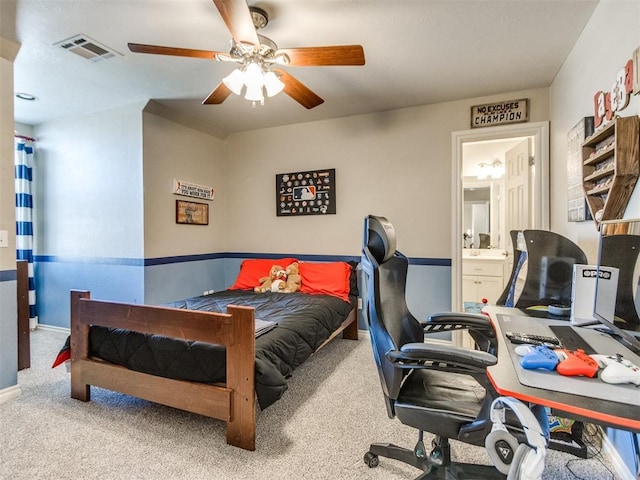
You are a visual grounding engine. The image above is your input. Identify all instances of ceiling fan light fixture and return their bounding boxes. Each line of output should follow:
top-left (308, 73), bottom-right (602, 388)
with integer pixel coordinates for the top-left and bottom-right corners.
top-left (244, 83), bottom-right (264, 103)
top-left (264, 71), bottom-right (285, 97)
top-left (244, 62), bottom-right (264, 89)
top-left (477, 159), bottom-right (504, 180)
top-left (222, 68), bottom-right (245, 95)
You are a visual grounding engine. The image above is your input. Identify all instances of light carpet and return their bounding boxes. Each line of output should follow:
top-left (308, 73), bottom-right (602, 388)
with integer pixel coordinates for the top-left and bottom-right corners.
top-left (0, 329), bottom-right (618, 479)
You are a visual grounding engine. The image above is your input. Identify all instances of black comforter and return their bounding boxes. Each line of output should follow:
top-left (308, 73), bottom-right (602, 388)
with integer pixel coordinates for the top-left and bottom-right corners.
top-left (89, 290), bottom-right (355, 409)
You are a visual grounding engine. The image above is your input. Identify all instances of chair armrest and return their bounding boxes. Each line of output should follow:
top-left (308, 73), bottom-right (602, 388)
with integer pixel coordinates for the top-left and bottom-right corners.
top-left (386, 342), bottom-right (497, 371)
top-left (426, 312), bottom-right (491, 330)
top-left (425, 312), bottom-right (497, 354)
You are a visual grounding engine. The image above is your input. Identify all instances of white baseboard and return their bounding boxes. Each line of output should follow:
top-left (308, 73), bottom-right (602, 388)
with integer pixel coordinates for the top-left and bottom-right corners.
top-left (0, 384), bottom-right (22, 405)
top-left (35, 323), bottom-right (70, 334)
top-left (602, 429), bottom-right (637, 480)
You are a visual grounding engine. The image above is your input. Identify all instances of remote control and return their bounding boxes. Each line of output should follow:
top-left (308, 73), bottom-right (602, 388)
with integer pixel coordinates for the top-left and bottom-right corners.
top-left (505, 332), bottom-right (562, 348)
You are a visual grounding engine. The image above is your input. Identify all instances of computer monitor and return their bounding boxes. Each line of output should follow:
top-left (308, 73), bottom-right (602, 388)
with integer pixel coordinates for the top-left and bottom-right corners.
top-left (594, 218), bottom-right (640, 356)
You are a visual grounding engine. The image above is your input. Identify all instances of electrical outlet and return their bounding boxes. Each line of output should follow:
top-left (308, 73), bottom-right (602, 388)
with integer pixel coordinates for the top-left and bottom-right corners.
top-left (0, 230), bottom-right (8, 248)
top-left (357, 297), bottom-right (363, 310)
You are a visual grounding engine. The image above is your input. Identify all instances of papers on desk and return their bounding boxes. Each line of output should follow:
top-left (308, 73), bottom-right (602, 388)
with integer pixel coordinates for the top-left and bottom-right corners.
top-left (255, 318), bottom-right (276, 337)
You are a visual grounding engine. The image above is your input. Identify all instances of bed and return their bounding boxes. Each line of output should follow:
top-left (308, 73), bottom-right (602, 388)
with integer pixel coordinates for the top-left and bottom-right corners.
top-left (68, 259), bottom-right (359, 451)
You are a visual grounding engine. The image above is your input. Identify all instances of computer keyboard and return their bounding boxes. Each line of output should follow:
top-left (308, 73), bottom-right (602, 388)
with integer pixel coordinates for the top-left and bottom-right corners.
top-left (549, 325), bottom-right (595, 355)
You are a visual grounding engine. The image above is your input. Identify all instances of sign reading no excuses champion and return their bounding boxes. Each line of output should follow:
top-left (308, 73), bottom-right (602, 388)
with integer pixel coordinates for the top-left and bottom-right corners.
top-left (471, 99), bottom-right (529, 128)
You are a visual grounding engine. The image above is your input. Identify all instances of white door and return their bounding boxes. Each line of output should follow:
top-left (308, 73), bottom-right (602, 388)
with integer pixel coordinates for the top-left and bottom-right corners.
top-left (504, 138), bottom-right (532, 234)
top-left (503, 138), bottom-right (532, 279)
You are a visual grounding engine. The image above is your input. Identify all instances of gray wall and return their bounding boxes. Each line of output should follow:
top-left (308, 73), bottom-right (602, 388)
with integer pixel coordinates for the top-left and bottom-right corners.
top-left (0, 36), bottom-right (19, 394)
top-left (224, 89), bottom-right (549, 258)
top-left (32, 104), bottom-right (146, 327)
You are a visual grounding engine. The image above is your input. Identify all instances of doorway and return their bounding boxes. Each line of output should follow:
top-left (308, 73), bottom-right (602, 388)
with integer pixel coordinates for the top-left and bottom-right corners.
top-left (452, 122), bottom-right (550, 322)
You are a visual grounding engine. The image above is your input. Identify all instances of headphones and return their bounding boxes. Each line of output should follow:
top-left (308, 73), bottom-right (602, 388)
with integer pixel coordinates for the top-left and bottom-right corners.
top-left (485, 397), bottom-right (548, 480)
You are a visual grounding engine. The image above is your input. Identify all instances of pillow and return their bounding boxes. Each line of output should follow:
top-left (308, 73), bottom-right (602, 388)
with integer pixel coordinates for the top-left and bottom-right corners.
top-left (299, 261), bottom-right (352, 302)
top-left (229, 258), bottom-right (298, 290)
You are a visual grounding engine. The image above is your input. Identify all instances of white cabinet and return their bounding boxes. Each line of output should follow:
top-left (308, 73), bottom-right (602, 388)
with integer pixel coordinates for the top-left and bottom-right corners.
top-left (462, 258), bottom-right (505, 304)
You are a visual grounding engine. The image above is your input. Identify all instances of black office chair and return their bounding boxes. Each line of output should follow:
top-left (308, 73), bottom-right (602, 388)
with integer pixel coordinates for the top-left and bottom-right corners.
top-left (361, 215), bottom-right (509, 479)
top-left (497, 230), bottom-right (588, 310)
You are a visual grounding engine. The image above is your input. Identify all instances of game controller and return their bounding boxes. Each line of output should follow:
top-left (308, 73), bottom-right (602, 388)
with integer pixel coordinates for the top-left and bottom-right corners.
top-left (520, 345), bottom-right (561, 371)
top-left (592, 353), bottom-right (640, 386)
top-left (590, 354), bottom-right (619, 368)
top-left (556, 349), bottom-right (599, 377)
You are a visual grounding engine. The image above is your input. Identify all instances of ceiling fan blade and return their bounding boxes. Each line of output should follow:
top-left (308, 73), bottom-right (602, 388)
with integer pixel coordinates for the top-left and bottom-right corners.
top-left (212, 0), bottom-right (260, 47)
top-left (202, 83), bottom-right (233, 105)
top-left (128, 43), bottom-right (222, 59)
top-left (278, 45), bottom-right (365, 66)
top-left (273, 69), bottom-right (324, 109)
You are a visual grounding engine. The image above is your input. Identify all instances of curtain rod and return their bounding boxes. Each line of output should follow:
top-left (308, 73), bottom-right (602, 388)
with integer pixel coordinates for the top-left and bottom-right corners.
top-left (14, 134), bottom-right (36, 142)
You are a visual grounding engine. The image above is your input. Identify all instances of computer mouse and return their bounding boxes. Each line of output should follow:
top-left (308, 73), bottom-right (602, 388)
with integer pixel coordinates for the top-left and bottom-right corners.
top-left (514, 344), bottom-right (537, 356)
top-left (548, 304), bottom-right (571, 317)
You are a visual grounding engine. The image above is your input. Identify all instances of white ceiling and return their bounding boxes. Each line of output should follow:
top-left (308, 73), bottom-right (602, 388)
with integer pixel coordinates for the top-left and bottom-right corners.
top-left (463, 137), bottom-right (528, 176)
top-left (5, 0), bottom-right (599, 138)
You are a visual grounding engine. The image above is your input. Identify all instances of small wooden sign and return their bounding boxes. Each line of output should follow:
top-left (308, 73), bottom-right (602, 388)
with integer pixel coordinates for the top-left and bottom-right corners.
top-left (471, 98), bottom-right (529, 128)
top-left (173, 179), bottom-right (214, 200)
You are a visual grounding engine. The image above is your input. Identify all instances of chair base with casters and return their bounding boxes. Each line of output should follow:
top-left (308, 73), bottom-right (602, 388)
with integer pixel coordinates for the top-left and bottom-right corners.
top-left (363, 366), bottom-right (507, 479)
top-left (365, 434), bottom-right (506, 479)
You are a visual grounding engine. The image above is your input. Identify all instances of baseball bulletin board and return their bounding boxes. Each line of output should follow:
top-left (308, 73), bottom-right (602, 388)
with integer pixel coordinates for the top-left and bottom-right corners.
top-left (276, 168), bottom-right (336, 217)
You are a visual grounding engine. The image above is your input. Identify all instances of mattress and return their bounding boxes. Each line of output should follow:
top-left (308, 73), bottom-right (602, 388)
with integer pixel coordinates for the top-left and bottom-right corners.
top-left (89, 289), bottom-right (355, 409)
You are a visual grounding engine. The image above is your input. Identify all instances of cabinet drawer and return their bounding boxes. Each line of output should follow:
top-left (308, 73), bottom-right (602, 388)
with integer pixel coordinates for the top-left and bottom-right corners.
top-left (462, 261), bottom-right (503, 277)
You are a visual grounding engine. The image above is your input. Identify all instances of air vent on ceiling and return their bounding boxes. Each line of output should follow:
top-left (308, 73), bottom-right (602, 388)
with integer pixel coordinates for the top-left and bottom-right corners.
top-left (55, 34), bottom-right (120, 63)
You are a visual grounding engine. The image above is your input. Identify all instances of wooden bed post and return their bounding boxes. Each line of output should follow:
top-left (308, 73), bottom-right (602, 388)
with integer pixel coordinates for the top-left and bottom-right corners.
top-left (225, 305), bottom-right (256, 451)
top-left (342, 309), bottom-right (359, 340)
top-left (70, 290), bottom-right (91, 401)
top-left (16, 260), bottom-right (30, 371)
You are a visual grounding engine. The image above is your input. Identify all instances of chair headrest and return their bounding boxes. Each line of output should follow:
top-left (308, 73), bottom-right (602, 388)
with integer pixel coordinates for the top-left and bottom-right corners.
top-left (364, 215), bottom-right (397, 264)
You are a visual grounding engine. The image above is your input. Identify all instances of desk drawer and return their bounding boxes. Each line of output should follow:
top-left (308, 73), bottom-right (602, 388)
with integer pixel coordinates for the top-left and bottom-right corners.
top-left (462, 261), bottom-right (503, 277)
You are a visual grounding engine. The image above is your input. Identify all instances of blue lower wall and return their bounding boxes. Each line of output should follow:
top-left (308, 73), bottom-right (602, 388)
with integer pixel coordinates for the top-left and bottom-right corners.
top-left (35, 257), bottom-right (145, 329)
top-left (144, 257), bottom-right (229, 305)
top-left (0, 272), bottom-right (18, 390)
top-left (34, 253), bottom-right (452, 331)
top-left (607, 429), bottom-right (639, 477)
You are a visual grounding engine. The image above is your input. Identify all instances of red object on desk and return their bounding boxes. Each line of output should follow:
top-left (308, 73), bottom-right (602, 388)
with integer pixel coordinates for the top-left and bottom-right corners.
top-left (556, 349), bottom-right (599, 378)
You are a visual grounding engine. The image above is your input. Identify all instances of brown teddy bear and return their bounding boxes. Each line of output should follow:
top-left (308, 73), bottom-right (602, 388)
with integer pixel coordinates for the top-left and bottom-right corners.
top-left (270, 267), bottom-right (288, 292)
top-left (254, 264), bottom-right (284, 293)
top-left (283, 262), bottom-right (302, 293)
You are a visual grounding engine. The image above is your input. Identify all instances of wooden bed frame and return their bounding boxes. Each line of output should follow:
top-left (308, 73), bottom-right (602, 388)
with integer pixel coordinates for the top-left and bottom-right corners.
top-left (70, 290), bottom-right (358, 451)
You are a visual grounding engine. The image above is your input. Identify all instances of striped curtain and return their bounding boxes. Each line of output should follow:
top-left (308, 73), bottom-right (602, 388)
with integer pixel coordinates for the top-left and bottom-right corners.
top-left (15, 140), bottom-right (38, 328)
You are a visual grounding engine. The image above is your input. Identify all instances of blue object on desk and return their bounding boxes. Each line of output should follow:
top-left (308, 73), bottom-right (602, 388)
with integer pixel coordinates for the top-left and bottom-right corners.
top-left (520, 345), bottom-right (560, 371)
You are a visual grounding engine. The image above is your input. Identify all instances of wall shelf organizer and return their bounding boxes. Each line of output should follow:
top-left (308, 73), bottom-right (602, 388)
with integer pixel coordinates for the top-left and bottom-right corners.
top-left (582, 115), bottom-right (640, 228)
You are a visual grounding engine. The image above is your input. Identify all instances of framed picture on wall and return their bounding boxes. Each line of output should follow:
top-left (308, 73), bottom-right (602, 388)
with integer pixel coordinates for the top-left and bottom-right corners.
top-left (276, 168), bottom-right (336, 216)
top-left (567, 117), bottom-right (594, 222)
top-left (176, 200), bottom-right (209, 225)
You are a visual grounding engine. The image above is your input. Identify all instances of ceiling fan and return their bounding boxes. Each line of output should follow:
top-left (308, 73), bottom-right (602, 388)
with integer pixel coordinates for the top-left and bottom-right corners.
top-left (128, 0), bottom-right (366, 109)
